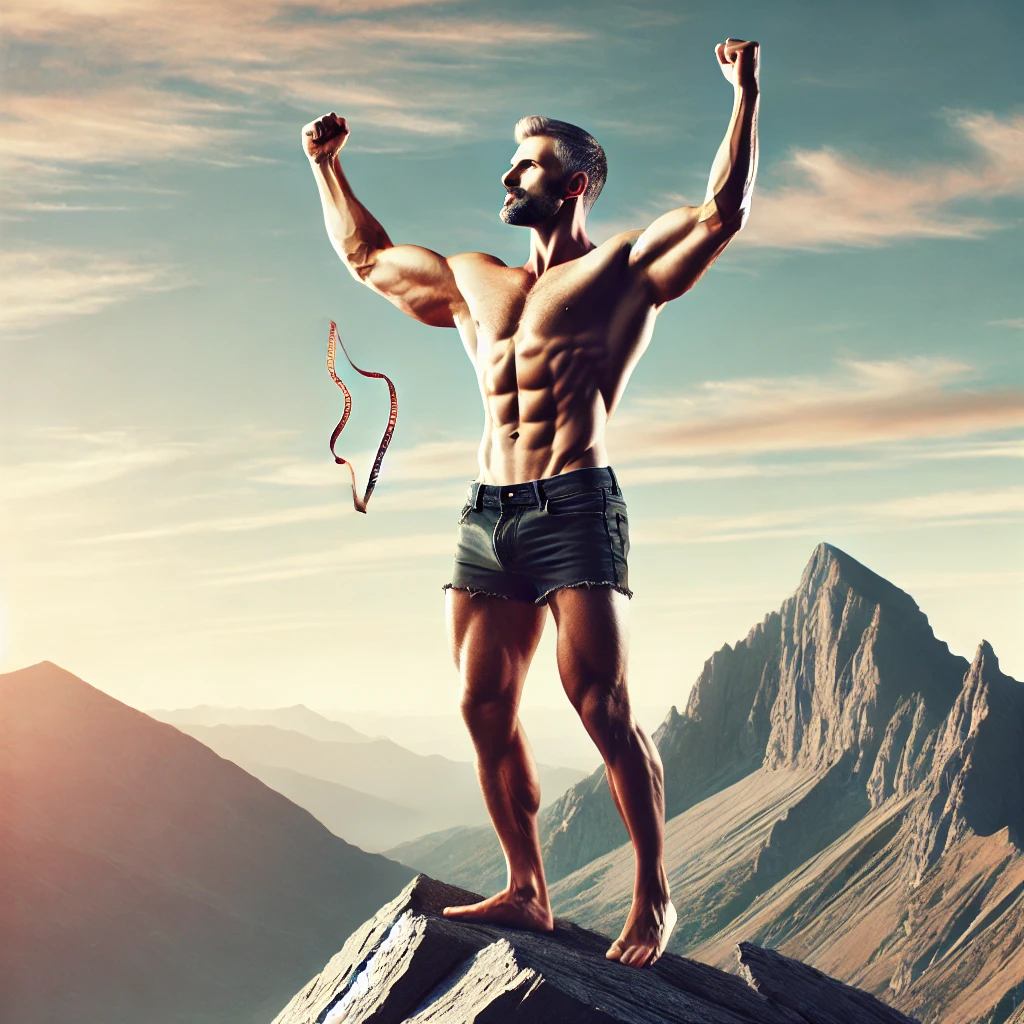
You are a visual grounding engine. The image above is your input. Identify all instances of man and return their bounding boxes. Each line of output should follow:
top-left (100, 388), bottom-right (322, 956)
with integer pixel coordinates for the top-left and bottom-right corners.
top-left (303, 37), bottom-right (759, 969)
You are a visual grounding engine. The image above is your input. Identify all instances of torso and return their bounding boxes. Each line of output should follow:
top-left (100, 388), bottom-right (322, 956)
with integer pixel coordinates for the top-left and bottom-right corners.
top-left (449, 233), bottom-right (660, 485)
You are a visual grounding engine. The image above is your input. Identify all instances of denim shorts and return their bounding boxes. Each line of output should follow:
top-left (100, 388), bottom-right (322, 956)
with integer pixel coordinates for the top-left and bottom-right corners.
top-left (443, 466), bottom-right (632, 605)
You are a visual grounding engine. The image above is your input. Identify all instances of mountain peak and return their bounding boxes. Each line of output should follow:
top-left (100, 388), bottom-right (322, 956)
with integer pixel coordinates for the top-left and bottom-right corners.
top-left (973, 639), bottom-right (999, 672)
top-left (799, 543), bottom-right (923, 621)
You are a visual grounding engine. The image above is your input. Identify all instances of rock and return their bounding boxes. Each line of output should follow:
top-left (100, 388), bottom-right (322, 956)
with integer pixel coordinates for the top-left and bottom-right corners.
top-left (273, 874), bottom-right (913, 1024)
top-left (908, 642), bottom-right (1024, 879)
top-left (738, 942), bottom-right (922, 1023)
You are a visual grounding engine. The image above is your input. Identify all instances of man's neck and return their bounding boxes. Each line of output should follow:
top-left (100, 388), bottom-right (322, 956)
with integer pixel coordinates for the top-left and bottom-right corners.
top-left (524, 204), bottom-right (594, 277)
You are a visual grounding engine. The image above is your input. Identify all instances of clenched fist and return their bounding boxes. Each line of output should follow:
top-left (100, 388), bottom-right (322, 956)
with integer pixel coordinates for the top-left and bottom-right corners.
top-left (715, 38), bottom-right (759, 89)
top-left (303, 111), bottom-right (349, 163)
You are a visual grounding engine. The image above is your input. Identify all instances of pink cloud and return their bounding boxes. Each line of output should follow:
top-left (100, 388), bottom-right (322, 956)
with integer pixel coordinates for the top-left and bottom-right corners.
top-left (739, 112), bottom-right (1024, 249)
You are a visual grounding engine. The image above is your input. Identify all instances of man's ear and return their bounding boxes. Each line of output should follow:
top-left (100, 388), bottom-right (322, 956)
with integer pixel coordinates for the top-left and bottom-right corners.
top-left (564, 171), bottom-right (588, 201)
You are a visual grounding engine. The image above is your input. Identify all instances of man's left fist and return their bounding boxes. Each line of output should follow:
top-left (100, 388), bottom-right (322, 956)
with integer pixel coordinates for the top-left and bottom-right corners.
top-left (716, 38), bottom-right (759, 89)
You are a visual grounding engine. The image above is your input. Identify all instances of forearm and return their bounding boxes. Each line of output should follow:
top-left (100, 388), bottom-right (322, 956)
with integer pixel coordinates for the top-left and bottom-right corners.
top-left (703, 81), bottom-right (759, 228)
top-left (310, 156), bottom-right (392, 281)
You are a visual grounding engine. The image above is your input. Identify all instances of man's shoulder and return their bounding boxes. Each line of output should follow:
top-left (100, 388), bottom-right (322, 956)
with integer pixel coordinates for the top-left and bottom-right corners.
top-left (448, 251), bottom-right (510, 270)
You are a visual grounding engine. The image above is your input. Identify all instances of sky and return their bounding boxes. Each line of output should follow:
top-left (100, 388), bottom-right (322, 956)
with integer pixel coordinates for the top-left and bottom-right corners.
top-left (1, 0), bottom-right (1022, 730)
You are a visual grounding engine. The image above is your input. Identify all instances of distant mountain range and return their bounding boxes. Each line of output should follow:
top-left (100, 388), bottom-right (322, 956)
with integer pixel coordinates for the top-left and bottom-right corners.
top-left (393, 543), bottom-right (1024, 1024)
top-left (151, 702), bottom-right (373, 743)
top-left (0, 663), bottom-right (414, 1024)
top-left (148, 707), bottom-right (585, 851)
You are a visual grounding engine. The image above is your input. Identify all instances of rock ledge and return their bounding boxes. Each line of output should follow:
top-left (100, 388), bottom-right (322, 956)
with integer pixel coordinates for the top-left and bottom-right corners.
top-left (273, 875), bottom-right (918, 1024)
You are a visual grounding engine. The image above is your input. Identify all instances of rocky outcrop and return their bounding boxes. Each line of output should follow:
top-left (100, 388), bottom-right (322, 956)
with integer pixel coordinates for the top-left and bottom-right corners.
top-left (274, 874), bottom-right (917, 1024)
top-left (738, 943), bottom-right (922, 1024)
top-left (908, 642), bottom-right (1024, 879)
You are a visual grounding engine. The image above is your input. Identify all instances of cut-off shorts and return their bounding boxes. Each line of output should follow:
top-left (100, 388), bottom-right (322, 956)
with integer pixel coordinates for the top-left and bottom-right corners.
top-left (443, 466), bottom-right (632, 605)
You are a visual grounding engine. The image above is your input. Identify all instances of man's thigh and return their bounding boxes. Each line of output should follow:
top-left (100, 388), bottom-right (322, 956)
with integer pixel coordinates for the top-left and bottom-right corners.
top-left (547, 586), bottom-right (630, 701)
top-left (447, 588), bottom-right (547, 701)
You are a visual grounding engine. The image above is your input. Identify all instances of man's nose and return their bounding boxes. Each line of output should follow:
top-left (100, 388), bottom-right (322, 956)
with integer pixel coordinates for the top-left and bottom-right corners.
top-left (501, 168), bottom-right (519, 189)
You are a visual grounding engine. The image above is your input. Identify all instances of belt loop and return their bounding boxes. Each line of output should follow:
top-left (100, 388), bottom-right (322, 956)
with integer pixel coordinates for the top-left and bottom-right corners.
top-left (530, 479), bottom-right (544, 510)
top-left (607, 466), bottom-right (621, 495)
top-left (471, 482), bottom-right (484, 510)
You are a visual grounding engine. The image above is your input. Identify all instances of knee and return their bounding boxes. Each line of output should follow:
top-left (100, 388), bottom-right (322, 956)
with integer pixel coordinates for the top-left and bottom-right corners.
top-left (460, 688), bottom-right (516, 745)
top-left (575, 685), bottom-right (632, 750)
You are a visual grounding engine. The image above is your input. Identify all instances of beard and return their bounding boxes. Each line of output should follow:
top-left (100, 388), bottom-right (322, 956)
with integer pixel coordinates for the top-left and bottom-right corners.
top-left (499, 185), bottom-right (562, 226)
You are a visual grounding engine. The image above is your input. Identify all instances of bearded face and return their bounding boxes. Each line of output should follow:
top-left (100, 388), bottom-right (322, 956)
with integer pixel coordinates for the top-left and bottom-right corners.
top-left (499, 182), bottom-right (563, 226)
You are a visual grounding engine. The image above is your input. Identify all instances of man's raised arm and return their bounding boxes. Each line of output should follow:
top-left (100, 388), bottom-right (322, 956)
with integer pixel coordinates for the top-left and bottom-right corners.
top-left (629, 39), bottom-right (760, 305)
top-left (303, 113), bottom-right (460, 328)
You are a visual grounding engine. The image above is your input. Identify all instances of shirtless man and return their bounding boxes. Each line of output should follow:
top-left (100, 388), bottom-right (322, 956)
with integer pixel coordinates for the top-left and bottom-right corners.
top-left (303, 38), bottom-right (759, 968)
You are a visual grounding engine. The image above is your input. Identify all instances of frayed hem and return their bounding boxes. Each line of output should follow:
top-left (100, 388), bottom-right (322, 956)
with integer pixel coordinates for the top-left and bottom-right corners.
top-left (442, 583), bottom-right (511, 601)
top-left (535, 580), bottom-right (633, 605)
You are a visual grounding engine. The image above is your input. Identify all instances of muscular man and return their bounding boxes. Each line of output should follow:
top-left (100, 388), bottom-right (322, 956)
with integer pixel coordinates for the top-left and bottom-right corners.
top-left (304, 38), bottom-right (759, 968)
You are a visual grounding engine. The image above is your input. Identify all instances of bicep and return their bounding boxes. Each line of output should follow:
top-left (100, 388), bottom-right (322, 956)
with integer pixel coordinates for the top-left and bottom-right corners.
top-left (629, 201), bottom-right (738, 305)
top-left (362, 244), bottom-right (461, 328)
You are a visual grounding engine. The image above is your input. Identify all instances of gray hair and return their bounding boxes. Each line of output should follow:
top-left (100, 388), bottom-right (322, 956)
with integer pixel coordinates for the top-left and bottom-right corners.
top-left (513, 115), bottom-right (607, 214)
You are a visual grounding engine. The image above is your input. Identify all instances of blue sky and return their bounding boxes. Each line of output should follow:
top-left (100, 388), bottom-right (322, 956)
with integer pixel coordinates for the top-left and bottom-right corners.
top-left (1, 0), bottom-right (1022, 724)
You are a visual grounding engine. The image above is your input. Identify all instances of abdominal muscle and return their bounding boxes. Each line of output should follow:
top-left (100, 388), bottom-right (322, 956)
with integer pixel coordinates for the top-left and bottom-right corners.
top-left (472, 337), bottom-right (614, 486)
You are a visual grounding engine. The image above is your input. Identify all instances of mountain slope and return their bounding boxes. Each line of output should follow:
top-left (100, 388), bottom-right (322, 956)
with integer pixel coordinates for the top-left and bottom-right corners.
top-left (240, 761), bottom-right (426, 851)
top-left (0, 662), bottom-right (414, 1024)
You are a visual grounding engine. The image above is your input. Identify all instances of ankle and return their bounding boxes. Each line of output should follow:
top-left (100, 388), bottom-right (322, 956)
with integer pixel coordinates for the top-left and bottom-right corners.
top-left (509, 877), bottom-right (547, 904)
top-left (635, 868), bottom-right (670, 903)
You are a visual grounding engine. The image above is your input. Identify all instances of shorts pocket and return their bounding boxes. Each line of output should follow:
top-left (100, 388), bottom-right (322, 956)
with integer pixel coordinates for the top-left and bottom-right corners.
top-left (458, 503), bottom-right (474, 525)
top-left (544, 491), bottom-right (606, 516)
top-left (613, 510), bottom-right (630, 559)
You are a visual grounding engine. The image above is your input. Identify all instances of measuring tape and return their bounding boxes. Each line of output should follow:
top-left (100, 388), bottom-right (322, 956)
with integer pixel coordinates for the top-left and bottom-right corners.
top-left (326, 320), bottom-right (398, 513)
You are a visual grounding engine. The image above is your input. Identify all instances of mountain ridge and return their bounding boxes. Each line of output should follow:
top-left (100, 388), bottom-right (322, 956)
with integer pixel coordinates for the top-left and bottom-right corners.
top-left (0, 661), bottom-right (414, 1024)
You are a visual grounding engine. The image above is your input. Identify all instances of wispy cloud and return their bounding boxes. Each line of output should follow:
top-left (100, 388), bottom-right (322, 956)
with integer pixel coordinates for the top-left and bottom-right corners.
top-left (0, 248), bottom-right (184, 332)
top-left (200, 531), bottom-right (455, 586)
top-left (0, 429), bottom-right (194, 499)
top-left (739, 111), bottom-right (1024, 249)
top-left (634, 485), bottom-right (1024, 547)
top-left (0, 0), bottom-right (589, 202)
top-left (612, 356), bottom-right (1024, 459)
top-left (988, 318), bottom-right (1024, 329)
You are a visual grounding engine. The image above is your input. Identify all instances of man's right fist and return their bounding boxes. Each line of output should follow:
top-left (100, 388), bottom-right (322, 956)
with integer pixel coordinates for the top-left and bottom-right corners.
top-left (303, 112), bottom-right (349, 163)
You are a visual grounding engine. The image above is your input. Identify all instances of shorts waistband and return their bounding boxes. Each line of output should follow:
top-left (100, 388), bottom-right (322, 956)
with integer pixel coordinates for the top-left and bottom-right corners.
top-left (469, 466), bottom-right (621, 510)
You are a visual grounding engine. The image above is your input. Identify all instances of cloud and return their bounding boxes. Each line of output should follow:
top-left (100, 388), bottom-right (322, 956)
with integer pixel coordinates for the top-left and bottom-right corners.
top-left (0, 429), bottom-right (194, 499)
top-left (0, 248), bottom-right (184, 332)
top-left (612, 356), bottom-right (1024, 460)
top-left (739, 111), bottom-right (1024, 249)
top-left (634, 485), bottom-right (1024, 547)
top-left (0, 0), bottom-right (589, 199)
top-left (988, 318), bottom-right (1024, 329)
top-left (249, 439), bottom-right (480, 488)
top-left (200, 531), bottom-right (455, 586)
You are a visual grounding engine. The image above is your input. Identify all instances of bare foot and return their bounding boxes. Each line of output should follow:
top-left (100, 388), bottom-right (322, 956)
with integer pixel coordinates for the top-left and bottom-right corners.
top-left (606, 897), bottom-right (677, 968)
top-left (442, 887), bottom-right (554, 932)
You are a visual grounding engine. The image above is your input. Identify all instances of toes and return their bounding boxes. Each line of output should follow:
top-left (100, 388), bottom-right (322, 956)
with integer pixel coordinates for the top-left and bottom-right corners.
top-left (605, 941), bottom-right (625, 961)
top-left (621, 944), bottom-right (655, 968)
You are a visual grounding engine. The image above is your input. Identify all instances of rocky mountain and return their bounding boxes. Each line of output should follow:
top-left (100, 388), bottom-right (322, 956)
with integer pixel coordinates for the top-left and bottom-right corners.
top-left (271, 873), bottom-right (919, 1024)
top-left (0, 662), bottom-right (414, 1024)
top-left (171, 721), bottom-right (584, 851)
top-left (394, 543), bottom-right (1024, 1024)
